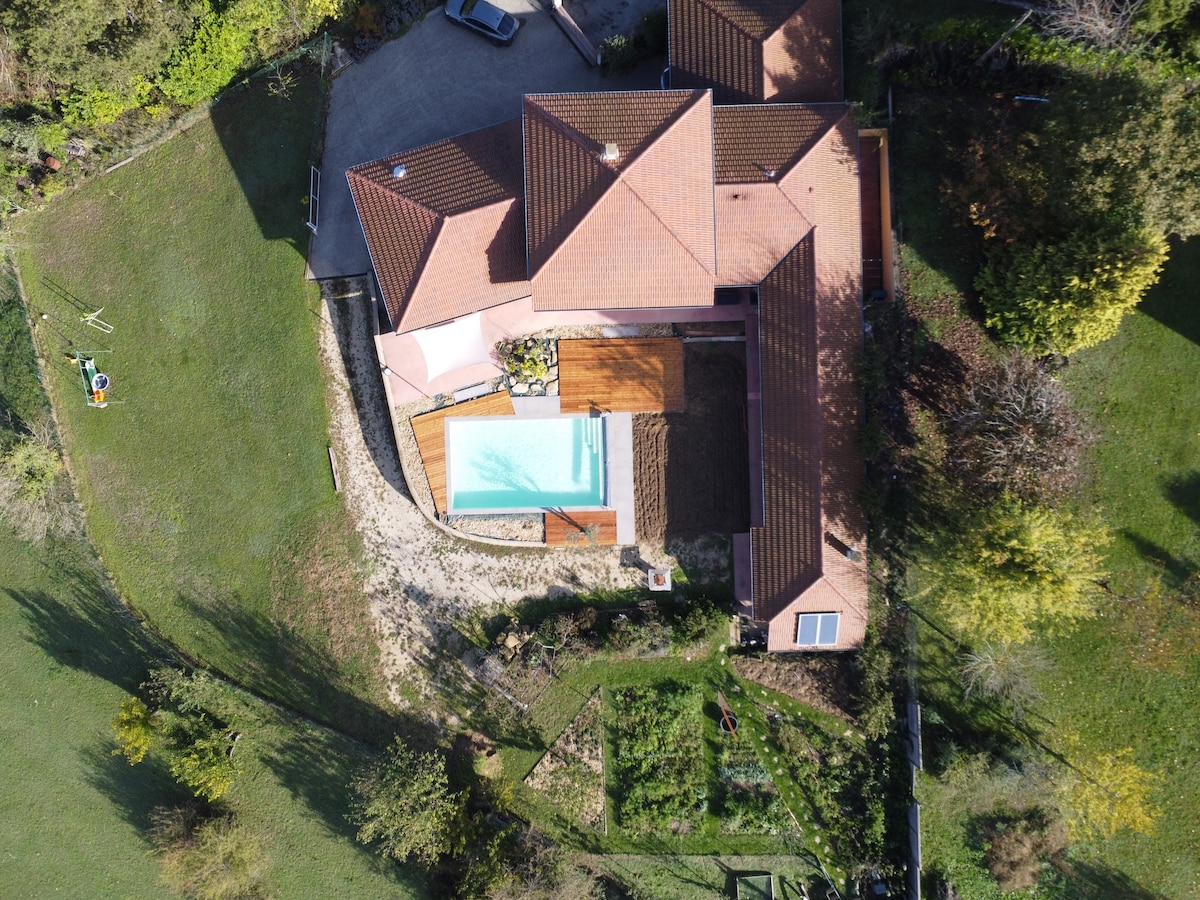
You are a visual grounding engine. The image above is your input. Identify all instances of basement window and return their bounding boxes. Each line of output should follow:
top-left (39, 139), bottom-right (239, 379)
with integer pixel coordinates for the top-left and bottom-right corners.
top-left (796, 612), bottom-right (840, 647)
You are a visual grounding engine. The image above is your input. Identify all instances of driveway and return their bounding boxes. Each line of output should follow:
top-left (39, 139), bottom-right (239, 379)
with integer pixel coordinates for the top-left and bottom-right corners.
top-left (308, 0), bottom-right (659, 280)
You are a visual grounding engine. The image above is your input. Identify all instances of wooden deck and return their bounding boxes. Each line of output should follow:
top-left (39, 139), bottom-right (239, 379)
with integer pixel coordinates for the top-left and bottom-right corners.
top-left (558, 338), bottom-right (686, 414)
top-left (544, 509), bottom-right (618, 547)
top-left (411, 391), bottom-right (514, 516)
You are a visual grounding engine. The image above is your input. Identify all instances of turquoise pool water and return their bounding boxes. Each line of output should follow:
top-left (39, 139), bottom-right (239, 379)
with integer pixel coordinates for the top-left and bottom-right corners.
top-left (445, 415), bottom-right (606, 513)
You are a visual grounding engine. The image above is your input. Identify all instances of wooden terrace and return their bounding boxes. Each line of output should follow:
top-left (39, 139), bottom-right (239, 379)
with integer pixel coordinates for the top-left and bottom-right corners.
top-left (558, 338), bottom-right (685, 414)
top-left (411, 391), bottom-right (514, 516)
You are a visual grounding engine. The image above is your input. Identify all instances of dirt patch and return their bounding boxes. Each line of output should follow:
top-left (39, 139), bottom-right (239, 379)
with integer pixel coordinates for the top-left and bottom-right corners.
top-left (633, 341), bottom-right (750, 547)
top-left (525, 691), bottom-right (605, 830)
top-left (733, 654), bottom-right (857, 722)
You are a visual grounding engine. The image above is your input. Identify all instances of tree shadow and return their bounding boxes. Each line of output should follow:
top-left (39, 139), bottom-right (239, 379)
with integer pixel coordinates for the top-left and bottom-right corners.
top-left (1042, 858), bottom-right (1170, 900)
top-left (171, 588), bottom-right (413, 750)
top-left (1138, 237), bottom-right (1200, 347)
top-left (1121, 529), bottom-right (1196, 587)
top-left (82, 741), bottom-right (188, 838)
top-left (8, 560), bottom-right (168, 693)
top-left (1163, 471), bottom-right (1200, 528)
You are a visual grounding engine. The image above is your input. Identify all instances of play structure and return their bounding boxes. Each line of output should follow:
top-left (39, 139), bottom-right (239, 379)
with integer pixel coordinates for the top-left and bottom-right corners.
top-left (69, 350), bottom-right (111, 408)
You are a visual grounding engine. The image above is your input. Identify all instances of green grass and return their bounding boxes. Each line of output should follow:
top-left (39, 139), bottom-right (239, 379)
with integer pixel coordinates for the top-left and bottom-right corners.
top-left (2, 247), bottom-right (421, 897)
top-left (13, 72), bottom-right (389, 741)
top-left (1040, 239), bottom-right (1200, 899)
top-left (898, 195), bottom-right (1200, 900)
top-left (0, 535), bottom-right (424, 899)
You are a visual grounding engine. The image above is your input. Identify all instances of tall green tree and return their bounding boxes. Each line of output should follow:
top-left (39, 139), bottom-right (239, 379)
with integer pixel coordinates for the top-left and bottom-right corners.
top-left (976, 223), bottom-right (1167, 356)
top-left (1, 0), bottom-right (198, 94)
top-left (350, 738), bottom-right (462, 867)
top-left (921, 496), bottom-right (1110, 643)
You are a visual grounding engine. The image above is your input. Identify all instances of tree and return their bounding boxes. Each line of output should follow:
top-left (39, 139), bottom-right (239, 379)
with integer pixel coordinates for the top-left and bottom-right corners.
top-left (0, 0), bottom-right (197, 94)
top-left (113, 696), bottom-right (159, 765)
top-left (976, 224), bottom-right (1167, 356)
top-left (1057, 747), bottom-right (1160, 841)
top-left (168, 725), bottom-right (240, 802)
top-left (0, 427), bottom-right (76, 542)
top-left (946, 353), bottom-right (1089, 502)
top-left (958, 642), bottom-right (1050, 721)
top-left (350, 738), bottom-right (462, 867)
top-left (0, 433), bottom-right (61, 502)
top-left (1039, 0), bottom-right (1144, 49)
top-left (921, 496), bottom-right (1110, 643)
top-left (112, 669), bottom-right (243, 801)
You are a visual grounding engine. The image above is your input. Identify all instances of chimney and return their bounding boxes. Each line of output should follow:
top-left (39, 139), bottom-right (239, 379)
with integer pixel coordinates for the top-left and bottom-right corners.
top-left (601, 143), bottom-right (619, 162)
top-left (392, 163), bottom-right (407, 179)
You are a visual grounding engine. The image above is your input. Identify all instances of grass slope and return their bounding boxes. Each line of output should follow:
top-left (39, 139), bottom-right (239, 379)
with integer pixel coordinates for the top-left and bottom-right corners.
top-left (0, 273), bottom-right (419, 897)
top-left (14, 73), bottom-right (387, 740)
top-left (1047, 241), bottom-right (1200, 898)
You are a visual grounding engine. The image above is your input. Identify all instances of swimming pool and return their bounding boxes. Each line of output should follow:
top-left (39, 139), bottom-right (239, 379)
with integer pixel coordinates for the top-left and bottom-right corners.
top-left (445, 415), bottom-right (607, 513)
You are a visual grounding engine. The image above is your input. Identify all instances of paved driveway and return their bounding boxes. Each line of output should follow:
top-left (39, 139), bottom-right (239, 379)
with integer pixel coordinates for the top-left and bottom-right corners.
top-left (308, 0), bottom-right (658, 279)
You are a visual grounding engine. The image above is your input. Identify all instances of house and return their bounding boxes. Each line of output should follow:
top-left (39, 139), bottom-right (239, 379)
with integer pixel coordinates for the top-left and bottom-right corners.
top-left (346, 0), bottom-right (873, 653)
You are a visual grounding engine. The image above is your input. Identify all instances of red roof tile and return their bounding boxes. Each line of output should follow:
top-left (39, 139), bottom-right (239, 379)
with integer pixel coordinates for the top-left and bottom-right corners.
top-left (713, 104), bottom-right (844, 183)
top-left (715, 183), bottom-right (810, 284)
top-left (669, 0), bottom-right (842, 103)
top-left (347, 119), bottom-right (528, 332)
top-left (750, 109), bottom-right (868, 650)
top-left (524, 91), bottom-right (717, 311)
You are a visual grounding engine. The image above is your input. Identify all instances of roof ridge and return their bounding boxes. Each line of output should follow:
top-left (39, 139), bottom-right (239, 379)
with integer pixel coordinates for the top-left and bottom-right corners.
top-left (781, 106), bottom-right (848, 178)
top-left (348, 167), bottom-right (442, 219)
top-left (619, 92), bottom-right (716, 277)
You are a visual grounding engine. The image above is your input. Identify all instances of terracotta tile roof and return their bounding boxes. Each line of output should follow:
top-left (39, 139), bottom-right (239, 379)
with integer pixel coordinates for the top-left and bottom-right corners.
top-left (752, 233), bottom-right (823, 621)
top-left (347, 119), bottom-right (529, 332)
top-left (763, 0), bottom-right (843, 102)
top-left (713, 104), bottom-right (844, 183)
top-left (749, 109), bottom-right (868, 650)
top-left (669, 0), bottom-right (842, 103)
top-left (715, 183), bottom-right (811, 284)
top-left (524, 91), bottom-right (717, 311)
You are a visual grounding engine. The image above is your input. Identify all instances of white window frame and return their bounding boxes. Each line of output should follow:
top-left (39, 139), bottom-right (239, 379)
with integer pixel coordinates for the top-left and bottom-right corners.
top-left (796, 612), bottom-right (840, 647)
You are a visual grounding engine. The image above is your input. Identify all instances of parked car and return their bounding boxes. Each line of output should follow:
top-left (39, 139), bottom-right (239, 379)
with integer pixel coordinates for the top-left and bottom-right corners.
top-left (445, 0), bottom-right (519, 45)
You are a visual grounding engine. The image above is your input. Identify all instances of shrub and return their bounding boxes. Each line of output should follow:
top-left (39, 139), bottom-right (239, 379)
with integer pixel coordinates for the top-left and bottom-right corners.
top-left (976, 224), bottom-right (1168, 356)
top-left (159, 8), bottom-right (252, 106)
top-left (601, 34), bottom-right (637, 72)
top-left (946, 353), bottom-right (1090, 503)
top-left (921, 496), bottom-right (1110, 644)
top-left (152, 807), bottom-right (269, 900)
top-left (350, 738), bottom-right (462, 866)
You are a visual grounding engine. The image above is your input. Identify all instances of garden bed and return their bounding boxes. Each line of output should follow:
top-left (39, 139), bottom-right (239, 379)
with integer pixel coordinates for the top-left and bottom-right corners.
top-left (524, 690), bottom-right (605, 830)
top-left (633, 342), bottom-right (750, 546)
top-left (608, 682), bottom-right (707, 833)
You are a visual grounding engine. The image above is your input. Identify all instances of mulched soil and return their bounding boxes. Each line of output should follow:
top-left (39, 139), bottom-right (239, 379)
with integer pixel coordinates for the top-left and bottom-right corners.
top-left (633, 342), bottom-right (751, 545)
top-left (732, 654), bottom-right (858, 722)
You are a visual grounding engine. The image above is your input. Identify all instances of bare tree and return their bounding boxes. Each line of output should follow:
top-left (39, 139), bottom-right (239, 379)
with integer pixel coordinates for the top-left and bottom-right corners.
top-left (959, 642), bottom-right (1051, 721)
top-left (1039, 0), bottom-right (1144, 50)
top-left (946, 352), bottom-right (1090, 503)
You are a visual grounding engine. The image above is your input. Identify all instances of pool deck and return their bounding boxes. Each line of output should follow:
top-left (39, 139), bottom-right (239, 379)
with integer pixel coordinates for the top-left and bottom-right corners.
top-left (411, 391), bottom-right (515, 516)
top-left (545, 509), bottom-right (618, 546)
top-left (559, 338), bottom-right (686, 414)
top-left (409, 392), bottom-right (636, 542)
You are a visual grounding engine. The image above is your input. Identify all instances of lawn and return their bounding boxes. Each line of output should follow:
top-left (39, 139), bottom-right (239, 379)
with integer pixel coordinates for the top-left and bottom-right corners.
top-left (13, 70), bottom-right (389, 742)
top-left (0, 271), bottom-right (421, 898)
top-left (891, 102), bottom-right (1200, 900)
top-left (1044, 239), bottom-right (1200, 898)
